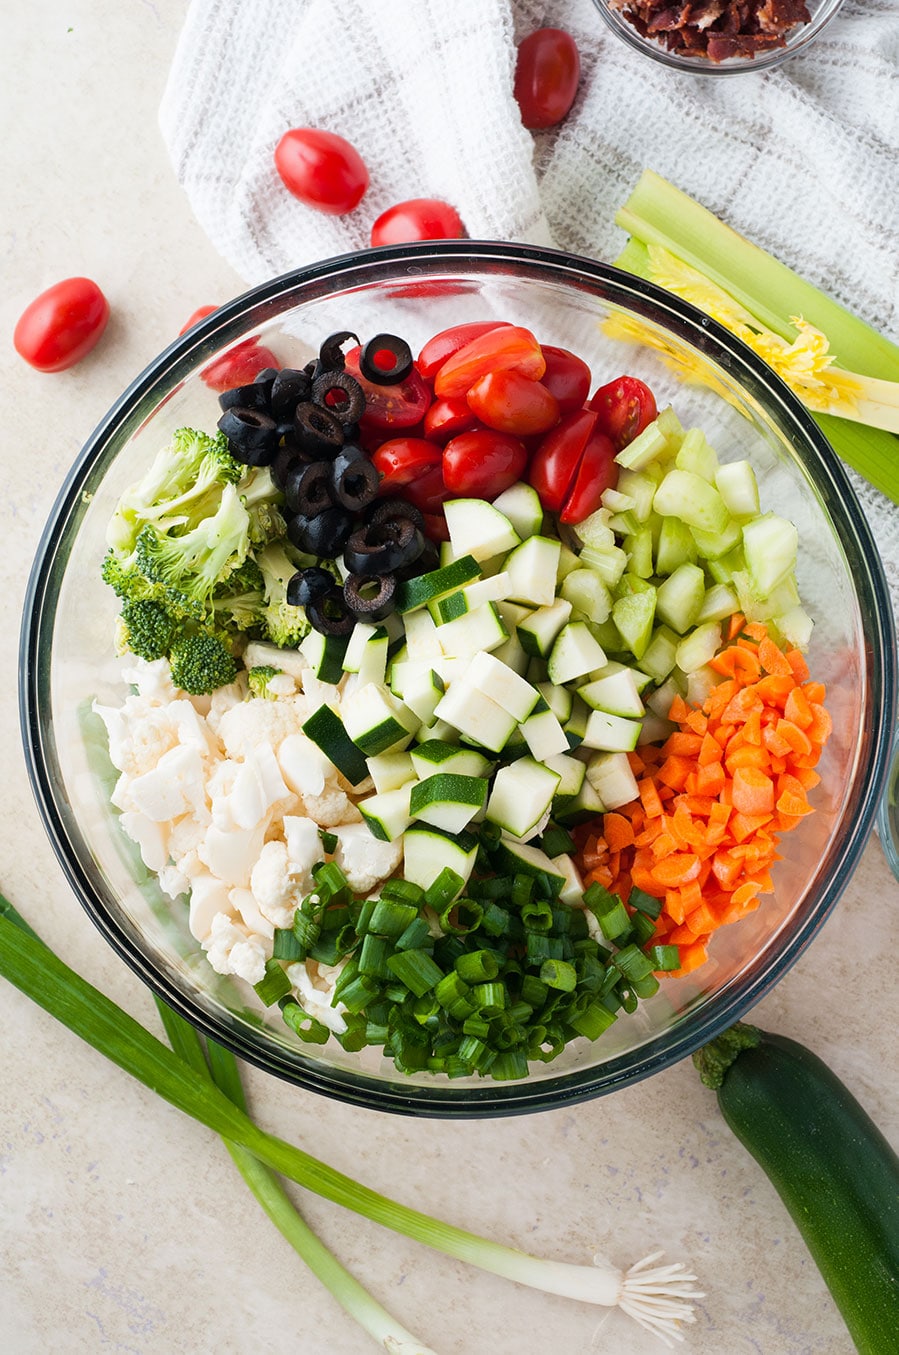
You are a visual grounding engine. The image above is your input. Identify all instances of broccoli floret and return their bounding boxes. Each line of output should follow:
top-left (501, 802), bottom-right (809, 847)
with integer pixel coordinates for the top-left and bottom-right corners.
top-left (169, 630), bottom-right (238, 695)
top-left (210, 557), bottom-right (267, 633)
top-left (247, 665), bottom-right (283, 699)
top-left (134, 483), bottom-right (251, 607)
top-left (101, 550), bottom-right (205, 621)
top-left (106, 428), bottom-right (245, 555)
top-left (255, 542), bottom-right (311, 649)
top-left (118, 599), bottom-right (179, 661)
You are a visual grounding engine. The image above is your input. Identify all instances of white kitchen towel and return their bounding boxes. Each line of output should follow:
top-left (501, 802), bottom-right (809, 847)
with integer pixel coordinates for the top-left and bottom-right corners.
top-left (159, 0), bottom-right (899, 608)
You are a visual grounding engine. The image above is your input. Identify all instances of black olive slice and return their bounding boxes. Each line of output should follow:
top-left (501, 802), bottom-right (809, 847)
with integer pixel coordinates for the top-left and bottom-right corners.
top-left (271, 446), bottom-right (299, 491)
top-left (218, 382), bottom-right (272, 413)
top-left (306, 591), bottom-right (356, 637)
top-left (364, 496), bottom-right (425, 530)
top-left (311, 370), bottom-right (365, 426)
top-left (286, 566), bottom-right (338, 608)
top-left (395, 536), bottom-right (438, 580)
top-left (329, 447), bottom-right (379, 512)
top-left (217, 406), bottom-right (279, 465)
top-left (293, 400), bottom-right (346, 458)
top-left (359, 333), bottom-right (413, 386)
top-left (344, 572), bottom-right (397, 623)
top-left (285, 460), bottom-right (334, 517)
top-left (318, 330), bottom-right (361, 372)
top-left (343, 517), bottom-right (424, 576)
top-left (271, 367), bottom-right (313, 420)
top-left (287, 507), bottom-right (354, 557)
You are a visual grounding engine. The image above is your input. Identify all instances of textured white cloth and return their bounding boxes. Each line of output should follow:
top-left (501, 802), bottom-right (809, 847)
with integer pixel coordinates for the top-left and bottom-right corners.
top-left (160, 0), bottom-right (899, 609)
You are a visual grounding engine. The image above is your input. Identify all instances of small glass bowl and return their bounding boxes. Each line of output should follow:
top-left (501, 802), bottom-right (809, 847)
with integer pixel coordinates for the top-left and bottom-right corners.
top-left (591, 0), bottom-right (845, 75)
top-left (20, 242), bottom-right (897, 1117)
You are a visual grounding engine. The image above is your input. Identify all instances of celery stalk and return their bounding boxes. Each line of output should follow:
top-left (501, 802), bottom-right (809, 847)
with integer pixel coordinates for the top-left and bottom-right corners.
top-left (614, 171), bottom-right (899, 502)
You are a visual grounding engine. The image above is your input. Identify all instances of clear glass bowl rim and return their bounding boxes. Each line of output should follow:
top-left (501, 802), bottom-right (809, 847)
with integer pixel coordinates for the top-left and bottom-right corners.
top-left (19, 240), bottom-right (898, 1117)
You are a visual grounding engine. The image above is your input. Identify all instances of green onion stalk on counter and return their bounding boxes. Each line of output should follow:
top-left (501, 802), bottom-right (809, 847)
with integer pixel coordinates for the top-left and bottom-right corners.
top-left (613, 170), bottom-right (899, 505)
top-left (0, 892), bottom-right (703, 1351)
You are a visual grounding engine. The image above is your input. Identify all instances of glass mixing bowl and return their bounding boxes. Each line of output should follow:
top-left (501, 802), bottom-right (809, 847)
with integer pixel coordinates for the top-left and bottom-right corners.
top-left (591, 0), bottom-right (844, 75)
top-left (20, 242), bottom-right (897, 1117)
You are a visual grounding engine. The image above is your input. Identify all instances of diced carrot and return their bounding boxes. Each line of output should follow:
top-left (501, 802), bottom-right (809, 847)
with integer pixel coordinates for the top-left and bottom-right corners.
top-left (731, 765), bottom-right (775, 816)
top-left (742, 621), bottom-right (768, 643)
top-left (786, 649), bottom-right (810, 683)
top-left (784, 685), bottom-right (813, 729)
top-left (638, 777), bottom-right (664, 819)
top-left (662, 731), bottom-right (704, 758)
top-left (603, 813), bottom-right (635, 852)
top-left (758, 637), bottom-right (793, 677)
top-left (802, 681), bottom-right (826, 704)
top-left (726, 743), bottom-right (772, 772)
top-left (667, 694), bottom-right (691, 724)
top-left (729, 810), bottom-right (774, 843)
top-left (807, 703), bottom-right (833, 745)
top-left (651, 853), bottom-right (702, 888)
top-left (657, 755), bottom-right (693, 791)
top-left (684, 708), bottom-right (708, 736)
top-left (726, 612), bottom-right (747, 642)
top-left (669, 940), bottom-right (709, 977)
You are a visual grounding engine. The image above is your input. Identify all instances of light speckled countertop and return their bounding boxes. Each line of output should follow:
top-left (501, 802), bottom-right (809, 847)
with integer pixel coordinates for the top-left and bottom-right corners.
top-left (1, 6), bottom-right (896, 1354)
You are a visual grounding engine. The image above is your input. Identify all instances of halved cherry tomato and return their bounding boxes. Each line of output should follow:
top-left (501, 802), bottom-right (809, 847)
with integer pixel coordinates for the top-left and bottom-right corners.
top-left (442, 429), bottom-right (529, 499)
top-left (559, 430), bottom-right (617, 524)
top-left (434, 326), bottom-right (545, 399)
top-left (403, 464), bottom-right (452, 515)
top-left (370, 198), bottom-right (466, 246)
top-left (274, 128), bottom-right (369, 215)
top-left (200, 340), bottom-right (280, 393)
top-left (466, 369), bottom-right (559, 437)
top-left (179, 305), bottom-right (217, 335)
top-left (417, 321), bottom-right (510, 383)
top-left (589, 375), bottom-right (657, 451)
top-left (514, 28), bottom-right (580, 131)
top-left (423, 396), bottom-right (481, 444)
top-left (540, 345), bottom-right (591, 415)
top-left (371, 437), bottom-right (442, 488)
top-left (528, 408), bottom-right (597, 513)
top-left (14, 277), bottom-right (109, 373)
top-left (344, 346), bottom-right (432, 432)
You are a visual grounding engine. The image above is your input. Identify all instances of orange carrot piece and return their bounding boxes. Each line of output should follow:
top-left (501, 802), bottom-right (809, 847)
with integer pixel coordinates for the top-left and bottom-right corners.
top-left (786, 648), bottom-right (810, 683)
top-left (669, 940), bottom-right (709, 976)
top-left (638, 777), bottom-right (664, 820)
top-left (758, 636), bottom-right (793, 677)
top-left (651, 853), bottom-right (702, 888)
top-left (667, 694), bottom-right (691, 724)
top-left (784, 685), bottom-right (813, 729)
top-left (731, 765), bottom-right (775, 816)
top-left (807, 703), bottom-right (833, 745)
top-left (725, 612), bottom-right (747, 642)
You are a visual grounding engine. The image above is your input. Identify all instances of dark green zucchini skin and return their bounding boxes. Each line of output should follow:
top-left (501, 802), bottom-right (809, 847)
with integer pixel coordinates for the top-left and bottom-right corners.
top-left (702, 1027), bottom-right (899, 1355)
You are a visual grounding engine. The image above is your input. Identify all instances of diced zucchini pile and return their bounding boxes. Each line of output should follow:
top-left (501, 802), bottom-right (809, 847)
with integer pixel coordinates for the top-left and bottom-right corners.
top-left (299, 406), bottom-right (808, 908)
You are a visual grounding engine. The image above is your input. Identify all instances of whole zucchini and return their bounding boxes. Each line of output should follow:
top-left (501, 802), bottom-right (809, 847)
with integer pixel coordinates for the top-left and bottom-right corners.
top-left (694, 1023), bottom-right (899, 1355)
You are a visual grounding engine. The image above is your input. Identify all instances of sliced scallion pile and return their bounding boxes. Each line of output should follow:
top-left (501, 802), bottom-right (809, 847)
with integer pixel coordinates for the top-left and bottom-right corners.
top-left (0, 891), bottom-right (703, 1348)
top-left (614, 170), bottom-right (899, 504)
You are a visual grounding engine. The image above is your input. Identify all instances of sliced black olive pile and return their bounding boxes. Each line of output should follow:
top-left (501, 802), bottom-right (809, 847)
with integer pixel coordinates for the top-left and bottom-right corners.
top-left (217, 331), bottom-right (430, 637)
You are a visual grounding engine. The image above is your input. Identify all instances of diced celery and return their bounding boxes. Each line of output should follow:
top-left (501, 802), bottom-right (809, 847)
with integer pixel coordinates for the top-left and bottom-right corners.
top-left (578, 544), bottom-right (629, 589)
top-left (625, 527), bottom-right (654, 580)
top-left (675, 428), bottom-right (720, 482)
top-left (572, 507), bottom-right (615, 550)
top-left (614, 469), bottom-right (658, 521)
top-left (640, 625), bottom-right (680, 682)
top-left (690, 516), bottom-right (743, 560)
top-left (742, 513), bottom-right (799, 600)
top-left (611, 590), bottom-right (657, 661)
top-left (715, 460), bottom-right (760, 518)
top-left (774, 605), bottom-right (814, 649)
top-left (559, 569), bottom-right (613, 624)
top-left (653, 468), bottom-right (730, 535)
top-left (614, 420), bottom-right (669, 470)
top-left (707, 543), bottom-right (746, 584)
top-left (655, 515), bottom-right (698, 575)
top-left (655, 404), bottom-right (685, 448)
top-left (696, 582), bottom-right (740, 625)
top-left (675, 621), bottom-right (723, 675)
top-left (655, 563), bottom-right (706, 634)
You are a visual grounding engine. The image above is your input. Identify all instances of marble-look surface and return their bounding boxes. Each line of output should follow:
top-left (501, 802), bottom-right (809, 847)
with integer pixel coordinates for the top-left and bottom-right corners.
top-left (1, 5), bottom-right (896, 1354)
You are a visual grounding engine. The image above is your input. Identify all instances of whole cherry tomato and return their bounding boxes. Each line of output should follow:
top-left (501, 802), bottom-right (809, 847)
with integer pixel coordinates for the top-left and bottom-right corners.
top-left (434, 326), bottom-right (545, 399)
top-left (344, 346), bottom-right (432, 432)
top-left (370, 198), bottom-right (466, 246)
top-left (14, 277), bottom-right (109, 372)
top-left (513, 28), bottom-right (580, 131)
top-left (417, 321), bottom-right (511, 383)
top-left (423, 396), bottom-right (481, 444)
top-left (540, 345), bottom-right (592, 415)
top-left (371, 437), bottom-right (443, 488)
top-left (274, 128), bottom-right (369, 215)
top-left (200, 340), bottom-right (280, 393)
top-left (589, 375), bottom-right (657, 451)
top-left (528, 408), bottom-right (597, 513)
top-left (559, 430), bottom-right (617, 524)
top-left (179, 305), bottom-right (217, 334)
top-left (466, 368), bottom-right (559, 437)
top-left (442, 429), bottom-right (528, 499)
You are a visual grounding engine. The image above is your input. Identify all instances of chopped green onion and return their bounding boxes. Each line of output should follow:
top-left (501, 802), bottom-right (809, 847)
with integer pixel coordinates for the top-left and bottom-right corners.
top-left (628, 887), bottom-right (663, 919)
top-left (540, 959), bottom-right (578, 993)
top-left (272, 926), bottom-right (303, 962)
top-left (511, 873), bottom-right (534, 907)
top-left (439, 898), bottom-right (483, 936)
top-left (593, 897), bottom-right (631, 941)
top-left (318, 829), bottom-right (338, 855)
top-left (395, 917), bottom-right (434, 952)
top-left (368, 898), bottom-right (420, 939)
top-left (358, 934), bottom-right (393, 980)
top-left (280, 1001), bottom-right (330, 1044)
top-left (386, 948), bottom-right (444, 997)
top-left (522, 898), bottom-right (554, 932)
top-left (253, 958), bottom-right (292, 1007)
top-left (540, 825), bottom-right (575, 858)
top-left (379, 878), bottom-right (426, 907)
top-left (614, 945), bottom-right (656, 983)
top-left (647, 944), bottom-right (681, 972)
top-left (423, 867), bottom-right (465, 910)
top-left (454, 950), bottom-right (500, 984)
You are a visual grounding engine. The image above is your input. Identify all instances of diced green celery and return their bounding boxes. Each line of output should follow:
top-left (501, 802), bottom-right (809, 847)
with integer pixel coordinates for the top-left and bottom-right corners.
top-left (572, 508), bottom-right (615, 550)
top-left (690, 516), bottom-right (743, 560)
top-left (695, 582), bottom-right (740, 625)
top-left (707, 543), bottom-right (746, 584)
top-left (774, 605), bottom-right (814, 649)
top-left (606, 509), bottom-right (640, 537)
top-left (559, 568), bottom-right (613, 624)
top-left (675, 428), bottom-right (720, 482)
top-left (653, 469), bottom-right (730, 535)
top-left (640, 624), bottom-right (680, 682)
top-left (611, 589), bottom-right (657, 661)
top-left (614, 469), bottom-right (658, 521)
top-left (655, 563), bottom-right (706, 634)
top-left (655, 404), bottom-right (685, 448)
top-left (625, 527), bottom-right (654, 580)
top-left (614, 572), bottom-right (655, 600)
top-left (601, 487), bottom-right (637, 514)
top-left (715, 460), bottom-right (760, 518)
top-left (742, 513), bottom-right (799, 600)
top-left (614, 420), bottom-right (669, 470)
top-left (675, 621), bottom-right (722, 675)
top-left (556, 544), bottom-right (582, 580)
top-left (577, 543), bottom-right (629, 589)
top-left (655, 515), bottom-right (697, 575)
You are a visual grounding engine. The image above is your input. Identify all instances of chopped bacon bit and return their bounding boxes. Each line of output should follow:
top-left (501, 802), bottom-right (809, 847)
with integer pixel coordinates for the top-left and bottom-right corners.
top-left (608, 0), bottom-right (811, 60)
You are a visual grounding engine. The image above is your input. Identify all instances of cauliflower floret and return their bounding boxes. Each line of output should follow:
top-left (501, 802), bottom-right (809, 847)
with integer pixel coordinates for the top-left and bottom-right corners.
top-left (287, 959), bottom-right (348, 1035)
top-left (249, 818), bottom-right (322, 929)
top-left (168, 811), bottom-right (211, 865)
top-left (330, 821), bottom-right (402, 894)
top-left (202, 912), bottom-right (267, 985)
top-left (188, 873), bottom-right (234, 941)
top-left (230, 886), bottom-right (275, 940)
top-left (244, 642), bottom-right (310, 681)
top-left (157, 861), bottom-right (191, 902)
top-left (300, 786), bottom-right (361, 827)
top-left (204, 674), bottom-right (250, 736)
top-left (118, 810), bottom-right (171, 874)
top-left (198, 821), bottom-right (269, 889)
top-left (124, 744), bottom-right (208, 822)
top-left (120, 656), bottom-right (180, 704)
top-left (228, 743), bottom-right (294, 831)
top-left (277, 732), bottom-right (329, 798)
top-left (217, 694), bottom-right (309, 760)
